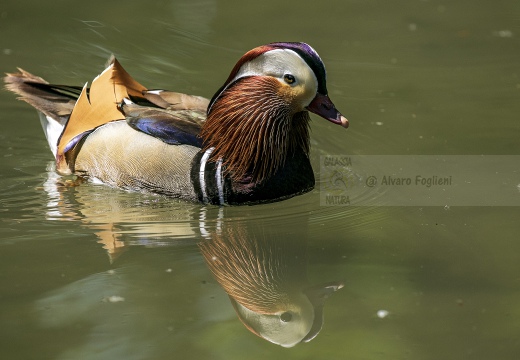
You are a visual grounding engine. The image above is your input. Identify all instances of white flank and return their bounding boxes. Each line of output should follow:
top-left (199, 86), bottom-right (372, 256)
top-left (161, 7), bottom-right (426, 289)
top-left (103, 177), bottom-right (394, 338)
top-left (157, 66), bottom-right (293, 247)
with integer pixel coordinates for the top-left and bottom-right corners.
top-left (38, 112), bottom-right (64, 158)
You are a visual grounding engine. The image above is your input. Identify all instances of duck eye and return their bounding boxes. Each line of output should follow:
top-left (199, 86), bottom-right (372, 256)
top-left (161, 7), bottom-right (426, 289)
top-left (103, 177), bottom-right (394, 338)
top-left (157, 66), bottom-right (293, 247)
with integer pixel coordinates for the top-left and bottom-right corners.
top-left (283, 74), bottom-right (296, 85)
top-left (280, 312), bottom-right (293, 322)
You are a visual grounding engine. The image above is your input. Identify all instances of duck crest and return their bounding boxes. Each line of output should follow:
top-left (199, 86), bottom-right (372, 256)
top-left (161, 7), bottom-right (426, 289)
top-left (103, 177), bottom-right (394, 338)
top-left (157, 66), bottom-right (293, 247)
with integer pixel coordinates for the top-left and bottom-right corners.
top-left (207, 45), bottom-right (276, 112)
top-left (201, 76), bottom-right (310, 184)
top-left (56, 59), bottom-right (147, 174)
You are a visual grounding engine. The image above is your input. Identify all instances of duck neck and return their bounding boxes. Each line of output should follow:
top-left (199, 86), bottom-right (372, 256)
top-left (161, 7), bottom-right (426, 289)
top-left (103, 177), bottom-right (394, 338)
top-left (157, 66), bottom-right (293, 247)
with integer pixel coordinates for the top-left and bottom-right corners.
top-left (200, 77), bottom-right (311, 186)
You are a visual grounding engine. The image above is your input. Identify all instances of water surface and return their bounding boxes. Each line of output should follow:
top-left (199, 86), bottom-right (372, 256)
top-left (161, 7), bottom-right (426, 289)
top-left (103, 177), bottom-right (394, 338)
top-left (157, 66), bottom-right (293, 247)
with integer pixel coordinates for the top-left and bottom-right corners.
top-left (1, 1), bottom-right (519, 359)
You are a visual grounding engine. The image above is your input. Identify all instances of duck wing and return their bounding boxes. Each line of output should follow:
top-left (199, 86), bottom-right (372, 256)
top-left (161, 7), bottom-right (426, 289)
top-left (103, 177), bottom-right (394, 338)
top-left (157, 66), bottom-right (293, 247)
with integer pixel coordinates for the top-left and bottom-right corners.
top-left (5, 58), bottom-right (210, 174)
top-left (122, 101), bottom-right (205, 147)
top-left (142, 89), bottom-right (209, 112)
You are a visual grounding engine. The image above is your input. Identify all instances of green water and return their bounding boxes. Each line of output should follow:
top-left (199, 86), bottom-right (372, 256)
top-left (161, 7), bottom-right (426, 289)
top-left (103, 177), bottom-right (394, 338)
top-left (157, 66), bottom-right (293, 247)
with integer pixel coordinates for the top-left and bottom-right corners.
top-left (1, 1), bottom-right (519, 359)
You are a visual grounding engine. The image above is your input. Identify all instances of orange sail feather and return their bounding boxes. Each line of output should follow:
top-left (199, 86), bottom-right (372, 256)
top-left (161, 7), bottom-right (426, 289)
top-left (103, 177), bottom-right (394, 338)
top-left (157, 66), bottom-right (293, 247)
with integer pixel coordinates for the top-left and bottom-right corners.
top-left (56, 59), bottom-right (147, 174)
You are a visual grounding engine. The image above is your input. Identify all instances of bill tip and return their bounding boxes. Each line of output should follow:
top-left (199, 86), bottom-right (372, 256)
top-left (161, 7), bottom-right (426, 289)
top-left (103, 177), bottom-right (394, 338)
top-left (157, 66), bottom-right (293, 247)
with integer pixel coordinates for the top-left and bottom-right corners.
top-left (340, 116), bottom-right (349, 128)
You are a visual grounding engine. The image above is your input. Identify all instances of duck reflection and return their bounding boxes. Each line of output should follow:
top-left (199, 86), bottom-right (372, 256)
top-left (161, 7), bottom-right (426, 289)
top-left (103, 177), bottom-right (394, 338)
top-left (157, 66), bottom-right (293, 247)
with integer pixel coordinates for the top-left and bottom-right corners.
top-left (41, 167), bottom-right (343, 347)
top-left (199, 221), bottom-right (343, 347)
top-left (42, 163), bottom-right (200, 260)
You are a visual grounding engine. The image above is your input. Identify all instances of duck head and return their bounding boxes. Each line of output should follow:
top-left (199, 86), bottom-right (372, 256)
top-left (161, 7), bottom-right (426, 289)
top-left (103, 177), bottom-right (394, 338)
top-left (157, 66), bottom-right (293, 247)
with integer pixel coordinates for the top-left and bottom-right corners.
top-left (229, 281), bottom-right (343, 348)
top-left (201, 42), bottom-right (348, 184)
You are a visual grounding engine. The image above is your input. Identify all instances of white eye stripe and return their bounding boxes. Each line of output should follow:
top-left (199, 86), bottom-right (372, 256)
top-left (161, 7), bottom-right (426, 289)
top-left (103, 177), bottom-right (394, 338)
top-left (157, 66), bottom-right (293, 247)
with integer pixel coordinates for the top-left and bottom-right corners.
top-left (229, 48), bottom-right (319, 108)
top-left (232, 49), bottom-right (314, 84)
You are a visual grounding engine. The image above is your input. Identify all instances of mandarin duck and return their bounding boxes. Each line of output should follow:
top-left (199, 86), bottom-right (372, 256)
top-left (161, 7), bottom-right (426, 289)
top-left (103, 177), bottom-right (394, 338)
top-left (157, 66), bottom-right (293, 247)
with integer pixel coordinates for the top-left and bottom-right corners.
top-left (4, 42), bottom-right (348, 205)
top-left (198, 220), bottom-right (343, 347)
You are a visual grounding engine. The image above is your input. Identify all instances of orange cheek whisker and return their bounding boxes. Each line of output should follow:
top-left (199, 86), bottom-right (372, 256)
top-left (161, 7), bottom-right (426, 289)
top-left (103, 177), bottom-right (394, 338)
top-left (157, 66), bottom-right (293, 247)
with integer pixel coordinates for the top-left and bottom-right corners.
top-left (200, 76), bottom-right (310, 184)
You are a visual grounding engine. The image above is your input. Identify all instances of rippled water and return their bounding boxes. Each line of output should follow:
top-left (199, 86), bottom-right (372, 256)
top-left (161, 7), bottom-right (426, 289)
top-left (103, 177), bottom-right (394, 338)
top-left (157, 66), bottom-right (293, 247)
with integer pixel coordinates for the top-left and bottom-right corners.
top-left (1, 1), bottom-right (520, 359)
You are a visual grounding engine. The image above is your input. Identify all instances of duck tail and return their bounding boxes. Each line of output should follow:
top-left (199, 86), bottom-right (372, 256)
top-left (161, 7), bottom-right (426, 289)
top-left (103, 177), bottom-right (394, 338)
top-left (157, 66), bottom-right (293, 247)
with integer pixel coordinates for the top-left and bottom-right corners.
top-left (4, 69), bottom-right (80, 157)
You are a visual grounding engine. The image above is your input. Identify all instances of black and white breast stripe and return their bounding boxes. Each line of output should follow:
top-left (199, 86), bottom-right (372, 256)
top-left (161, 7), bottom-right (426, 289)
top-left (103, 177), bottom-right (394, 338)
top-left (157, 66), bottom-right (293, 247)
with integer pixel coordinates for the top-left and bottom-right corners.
top-left (191, 147), bottom-right (226, 205)
top-left (190, 146), bottom-right (315, 206)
